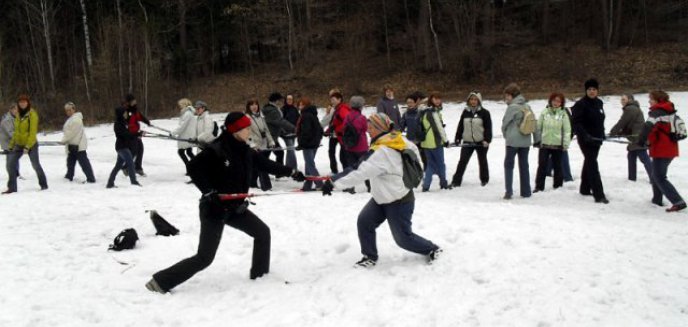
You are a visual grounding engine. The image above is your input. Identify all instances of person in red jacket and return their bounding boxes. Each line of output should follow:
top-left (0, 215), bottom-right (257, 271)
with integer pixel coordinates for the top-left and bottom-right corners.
top-left (123, 94), bottom-right (150, 176)
top-left (329, 92), bottom-right (351, 167)
top-left (638, 90), bottom-right (686, 212)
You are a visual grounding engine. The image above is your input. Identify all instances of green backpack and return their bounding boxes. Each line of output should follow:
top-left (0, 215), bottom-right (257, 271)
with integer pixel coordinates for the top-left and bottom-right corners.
top-left (397, 148), bottom-right (423, 189)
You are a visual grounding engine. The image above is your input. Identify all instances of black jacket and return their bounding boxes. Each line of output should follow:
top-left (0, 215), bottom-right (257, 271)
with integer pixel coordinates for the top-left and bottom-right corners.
top-left (296, 105), bottom-right (323, 149)
top-left (572, 96), bottom-right (606, 144)
top-left (114, 107), bottom-right (137, 151)
top-left (282, 104), bottom-right (300, 127)
top-left (455, 107), bottom-right (492, 143)
top-left (187, 133), bottom-right (293, 210)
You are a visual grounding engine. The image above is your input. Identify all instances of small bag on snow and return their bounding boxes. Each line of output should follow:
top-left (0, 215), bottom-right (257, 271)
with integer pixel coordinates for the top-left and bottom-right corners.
top-left (149, 210), bottom-right (180, 236)
top-left (108, 228), bottom-right (139, 251)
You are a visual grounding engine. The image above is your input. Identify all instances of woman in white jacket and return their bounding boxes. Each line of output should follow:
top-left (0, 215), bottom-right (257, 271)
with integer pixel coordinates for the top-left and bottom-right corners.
top-left (246, 99), bottom-right (275, 191)
top-left (173, 98), bottom-right (197, 167)
top-left (194, 100), bottom-right (217, 148)
top-left (61, 102), bottom-right (96, 183)
top-left (322, 113), bottom-right (442, 268)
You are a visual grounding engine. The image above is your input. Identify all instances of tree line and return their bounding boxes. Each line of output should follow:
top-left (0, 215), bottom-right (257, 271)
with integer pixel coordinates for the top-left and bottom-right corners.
top-left (0, 0), bottom-right (686, 127)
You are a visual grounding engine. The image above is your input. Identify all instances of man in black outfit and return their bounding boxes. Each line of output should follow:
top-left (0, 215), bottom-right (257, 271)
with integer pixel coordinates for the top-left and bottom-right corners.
top-left (571, 79), bottom-right (609, 204)
top-left (146, 112), bottom-right (306, 294)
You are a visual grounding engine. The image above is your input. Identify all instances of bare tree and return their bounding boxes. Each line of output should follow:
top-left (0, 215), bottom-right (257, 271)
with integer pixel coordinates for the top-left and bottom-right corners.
top-left (285, 0), bottom-right (294, 70)
top-left (79, 0), bottom-right (92, 67)
top-left (428, 0), bottom-right (443, 71)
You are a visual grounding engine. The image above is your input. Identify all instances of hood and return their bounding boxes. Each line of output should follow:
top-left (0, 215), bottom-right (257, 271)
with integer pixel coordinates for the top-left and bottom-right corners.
top-left (624, 100), bottom-right (640, 110)
top-left (303, 105), bottom-right (318, 116)
top-left (466, 91), bottom-right (483, 104)
top-left (371, 131), bottom-right (407, 152)
top-left (71, 112), bottom-right (84, 121)
top-left (651, 101), bottom-right (675, 114)
top-left (511, 94), bottom-right (527, 106)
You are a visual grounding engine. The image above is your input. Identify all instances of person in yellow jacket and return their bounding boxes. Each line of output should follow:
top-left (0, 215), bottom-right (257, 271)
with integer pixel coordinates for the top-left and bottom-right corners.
top-left (3, 94), bottom-right (48, 194)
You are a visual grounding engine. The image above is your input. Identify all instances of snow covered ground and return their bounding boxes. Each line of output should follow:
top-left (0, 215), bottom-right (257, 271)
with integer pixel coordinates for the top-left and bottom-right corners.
top-left (2, 92), bottom-right (688, 327)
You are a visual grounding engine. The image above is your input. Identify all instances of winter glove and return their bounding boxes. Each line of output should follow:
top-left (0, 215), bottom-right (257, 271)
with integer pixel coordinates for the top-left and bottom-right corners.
top-left (212, 123), bottom-right (219, 137)
top-left (443, 141), bottom-right (450, 148)
top-left (295, 146), bottom-right (303, 151)
top-left (321, 180), bottom-right (334, 196)
top-left (200, 189), bottom-right (221, 205)
top-left (291, 170), bottom-right (306, 182)
top-left (234, 201), bottom-right (250, 214)
top-left (533, 142), bottom-right (541, 148)
top-left (482, 141), bottom-right (489, 148)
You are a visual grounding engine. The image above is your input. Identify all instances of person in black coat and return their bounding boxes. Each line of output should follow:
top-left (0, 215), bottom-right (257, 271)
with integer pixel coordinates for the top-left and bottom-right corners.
top-left (106, 107), bottom-right (140, 188)
top-left (296, 97), bottom-right (324, 191)
top-left (146, 112), bottom-right (306, 294)
top-left (451, 91), bottom-right (492, 187)
top-left (571, 79), bottom-right (608, 204)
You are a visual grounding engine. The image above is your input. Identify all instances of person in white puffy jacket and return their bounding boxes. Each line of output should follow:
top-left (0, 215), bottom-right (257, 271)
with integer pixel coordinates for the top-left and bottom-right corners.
top-left (173, 98), bottom-right (197, 167)
top-left (321, 112), bottom-right (442, 268)
top-left (194, 100), bottom-right (218, 147)
top-left (61, 102), bottom-right (95, 183)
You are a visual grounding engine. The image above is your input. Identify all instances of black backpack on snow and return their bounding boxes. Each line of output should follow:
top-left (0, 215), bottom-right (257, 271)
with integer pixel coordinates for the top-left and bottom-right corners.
top-left (149, 210), bottom-right (179, 236)
top-left (108, 228), bottom-right (139, 251)
top-left (342, 120), bottom-right (360, 149)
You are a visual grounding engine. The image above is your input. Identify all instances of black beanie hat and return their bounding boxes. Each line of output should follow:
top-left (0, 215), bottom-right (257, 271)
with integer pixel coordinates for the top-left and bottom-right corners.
top-left (125, 94), bottom-right (136, 103)
top-left (268, 92), bottom-right (284, 103)
top-left (584, 79), bottom-right (599, 90)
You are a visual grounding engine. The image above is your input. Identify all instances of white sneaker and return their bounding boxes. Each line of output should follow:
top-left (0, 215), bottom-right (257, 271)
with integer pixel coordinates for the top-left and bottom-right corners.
top-left (428, 248), bottom-right (443, 264)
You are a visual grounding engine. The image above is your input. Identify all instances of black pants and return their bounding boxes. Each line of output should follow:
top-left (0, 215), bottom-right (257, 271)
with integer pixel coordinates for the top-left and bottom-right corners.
top-left (535, 148), bottom-right (563, 191)
top-left (251, 152), bottom-right (272, 191)
top-left (451, 145), bottom-right (488, 186)
top-left (66, 150), bottom-right (96, 182)
top-left (177, 148), bottom-right (195, 166)
top-left (133, 138), bottom-right (144, 171)
top-left (153, 204), bottom-right (271, 292)
top-left (328, 137), bottom-right (339, 174)
top-left (271, 138), bottom-right (284, 165)
top-left (578, 141), bottom-right (606, 200)
top-left (414, 142), bottom-right (428, 169)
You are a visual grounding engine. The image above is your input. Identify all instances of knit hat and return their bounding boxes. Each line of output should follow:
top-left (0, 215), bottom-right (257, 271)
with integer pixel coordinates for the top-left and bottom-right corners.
top-left (268, 92), bottom-right (284, 103)
top-left (368, 113), bottom-right (392, 132)
top-left (194, 100), bottom-right (208, 110)
top-left (350, 96), bottom-right (365, 109)
top-left (125, 94), bottom-right (136, 103)
top-left (584, 79), bottom-right (599, 90)
top-left (224, 112), bottom-right (251, 133)
top-left (466, 91), bottom-right (482, 104)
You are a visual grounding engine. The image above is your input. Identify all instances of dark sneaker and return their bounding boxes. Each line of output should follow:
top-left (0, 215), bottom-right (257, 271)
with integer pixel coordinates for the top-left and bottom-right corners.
top-left (651, 199), bottom-right (665, 207)
top-left (40, 186), bottom-right (48, 191)
top-left (145, 278), bottom-right (166, 294)
top-left (503, 193), bottom-right (512, 200)
top-left (136, 169), bottom-right (147, 177)
top-left (666, 203), bottom-right (687, 212)
top-left (422, 188), bottom-right (429, 192)
top-left (428, 248), bottom-right (443, 264)
top-left (354, 256), bottom-right (377, 269)
top-left (480, 181), bottom-right (488, 187)
top-left (595, 197), bottom-right (610, 204)
top-left (343, 187), bottom-right (356, 194)
top-left (106, 184), bottom-right (116, 189)
top-left (1, 189), bottom-right (15, 194)
top-left (132, 182), bottom-right (143, 187)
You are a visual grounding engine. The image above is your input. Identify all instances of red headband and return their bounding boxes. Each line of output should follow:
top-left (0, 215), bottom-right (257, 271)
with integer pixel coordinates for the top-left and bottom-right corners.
top-left (226, 115), bottom-right (251, 133)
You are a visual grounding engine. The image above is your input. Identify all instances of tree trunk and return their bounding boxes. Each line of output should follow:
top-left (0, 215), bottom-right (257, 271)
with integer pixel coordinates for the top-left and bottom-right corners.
top-left (428, 0), bottom-right (443, 71)
top-left (40, 0), bottom-right (56, 94)
top-left (418, 0), bottom-right (432, 70)
top-left (285, 0), bottom-right (294, 71)
top-left (116, 0), bottom-right (124, 97)
top-left (23, 1), bottom-right (47, 95)
top-left (78, 0), bottom-right (93, 67)
top-left (178, 0), bottom-right (188, 80)
top-left (542, 0), bottom-right (550, 43)
top-left (382, 0), bottom-right (391, 68)
top-left (403, 0), bottom-right (417, 59)
top-left (138, 0), bottom-right (150, 116)
top-left (612, 0), bottom-right (624, 47)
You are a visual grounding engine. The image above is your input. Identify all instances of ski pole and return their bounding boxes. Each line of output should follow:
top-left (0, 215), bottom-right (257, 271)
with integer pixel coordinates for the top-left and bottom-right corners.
top-left (219, 191), bottom-right (305, 201)
top-left (591, 137), bottom-right (630, 144)
top-left (38, 141), bottom-right (63, 146)
top-left (447, 142), bottom-right (483, 148)
top-left (142, 131), bottom-right (200, 144)
top-left (149, 124), bottom-right (173, 134)
top-left (305, 176), bottom-right (331, 182)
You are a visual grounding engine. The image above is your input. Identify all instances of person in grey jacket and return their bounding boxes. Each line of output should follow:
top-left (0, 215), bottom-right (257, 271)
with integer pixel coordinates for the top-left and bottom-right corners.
top-left (609, 94), bottom-right (652, 182)
top-left (263, 92), bottom-right (296, 168)
top-left (501, 83), bottom-right (532, 199)
top-left (1, 105), bottom-right (18, 153)
top-left (61, 102), bottom-right (96, 183)
top-left (376, 85), bottom-right (401, 129)
top-left (246, 99), bottom-right (275, 191)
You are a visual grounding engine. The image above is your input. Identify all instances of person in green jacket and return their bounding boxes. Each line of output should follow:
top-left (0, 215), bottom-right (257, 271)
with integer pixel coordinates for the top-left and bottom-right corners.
top-left (3, 94), bottom-right (48, 194)
top-left (419, 91), bottom-right (451, 191)
top-left (533, 92), bottom-right (571, 192)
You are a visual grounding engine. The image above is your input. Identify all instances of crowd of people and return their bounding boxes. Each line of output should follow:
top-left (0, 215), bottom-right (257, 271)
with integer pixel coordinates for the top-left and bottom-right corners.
top-left (1, 81), bottom-right (686, 293)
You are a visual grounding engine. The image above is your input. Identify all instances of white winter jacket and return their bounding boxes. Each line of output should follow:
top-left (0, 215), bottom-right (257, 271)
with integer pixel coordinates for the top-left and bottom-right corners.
top-left (335, 134), bottom-right (420, 204)
top-left (248, 113), bottom-right (275, 150)
top-left (196, 111), bottom-right (217, 146)
top-left (174, 106), bottom-right (197, 149)
top-left (61, 112), bottom-right (88, 153)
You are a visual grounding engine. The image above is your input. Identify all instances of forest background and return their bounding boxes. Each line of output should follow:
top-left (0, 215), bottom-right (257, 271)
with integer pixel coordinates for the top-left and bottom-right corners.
top-left (1, 0), bottom-right (687, 128)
